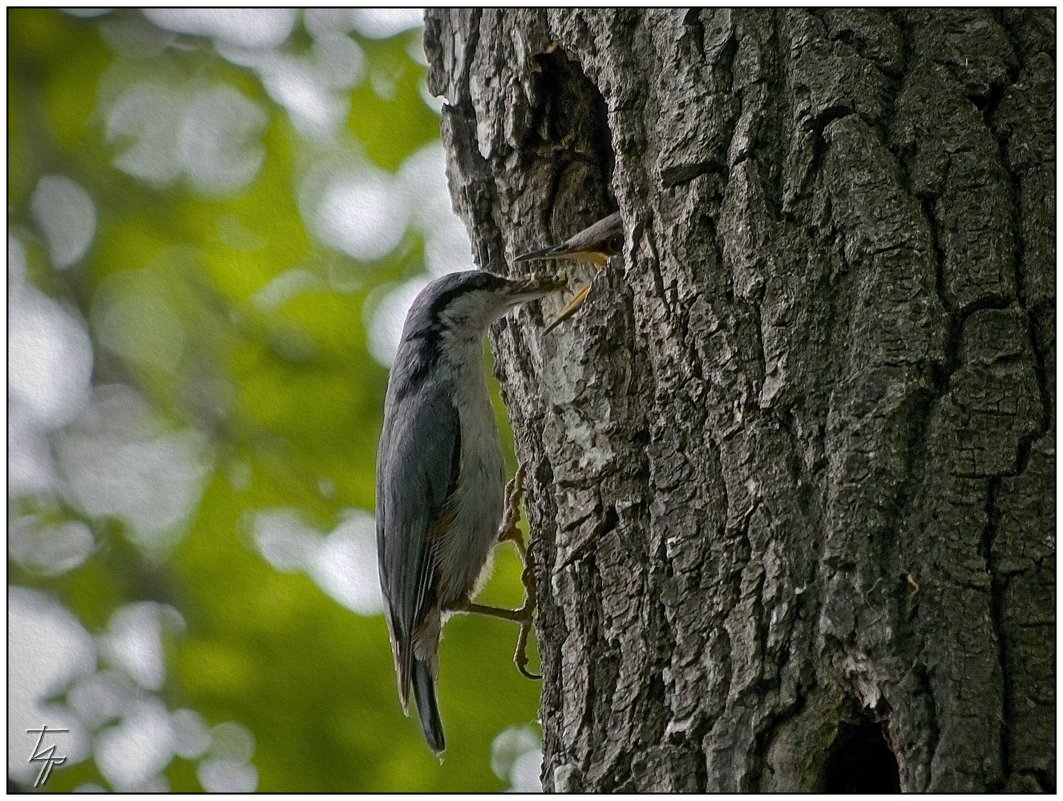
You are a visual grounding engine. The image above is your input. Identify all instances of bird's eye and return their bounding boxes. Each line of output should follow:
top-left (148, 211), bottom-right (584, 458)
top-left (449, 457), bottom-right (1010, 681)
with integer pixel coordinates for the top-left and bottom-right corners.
top-left (606, 234), bottom-right (623, 253)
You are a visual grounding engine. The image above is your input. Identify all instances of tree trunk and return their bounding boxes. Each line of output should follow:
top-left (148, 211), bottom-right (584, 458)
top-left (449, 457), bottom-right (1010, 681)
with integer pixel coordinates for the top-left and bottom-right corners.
top-left (424, 9), bottom-right (1054, 793)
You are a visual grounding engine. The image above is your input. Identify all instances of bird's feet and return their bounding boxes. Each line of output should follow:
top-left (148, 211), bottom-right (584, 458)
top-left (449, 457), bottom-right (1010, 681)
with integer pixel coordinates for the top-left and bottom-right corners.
top-left (460, 463), bottom-right (540, 680)
top-left (497, 465), bottom-right (538, 623)
top-left (498, 463), bottom-right (528, 558)
top-left (512, 546), bottom-right (539, 681)
top-left (458, 599), bottom-right (540, 680)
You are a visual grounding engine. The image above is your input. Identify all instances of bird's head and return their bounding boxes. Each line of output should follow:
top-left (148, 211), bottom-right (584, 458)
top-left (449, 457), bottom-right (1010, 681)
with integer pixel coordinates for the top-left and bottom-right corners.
top-left (400, 270), bottom-right (565, 345)
top-left (513, 211), bottom-right (624, 268)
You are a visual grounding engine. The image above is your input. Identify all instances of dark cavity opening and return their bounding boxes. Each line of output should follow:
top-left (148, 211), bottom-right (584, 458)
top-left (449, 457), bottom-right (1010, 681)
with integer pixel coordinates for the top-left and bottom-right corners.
top-left (822, 718), bottom-right (901, 793)
top-left (534, 50), bottom-right (614, 183)
top-left (528, 50), bottom-right (616, 228)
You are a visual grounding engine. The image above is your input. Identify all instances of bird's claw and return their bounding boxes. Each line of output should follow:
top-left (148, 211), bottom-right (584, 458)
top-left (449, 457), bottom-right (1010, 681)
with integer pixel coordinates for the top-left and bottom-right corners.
top-left (498, 464), bottom-right (527, 556)
top-left (495, 463), bottom-right (541, 680)
top-left (514, 615), bottom-right (541, 680)
top-left (513, 537), bottom-right (541, 680)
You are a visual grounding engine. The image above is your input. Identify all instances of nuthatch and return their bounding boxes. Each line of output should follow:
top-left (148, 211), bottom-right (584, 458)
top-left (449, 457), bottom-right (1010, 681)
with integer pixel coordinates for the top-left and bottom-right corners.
top-left (376, 269), bottom-right (563, 753)
top-left (514, 211), bottom-right (624, 333)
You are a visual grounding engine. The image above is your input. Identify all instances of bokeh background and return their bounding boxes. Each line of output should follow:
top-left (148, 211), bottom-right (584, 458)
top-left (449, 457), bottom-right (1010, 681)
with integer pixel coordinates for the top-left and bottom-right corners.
top-left (8, 8), bottom-right (543, 792)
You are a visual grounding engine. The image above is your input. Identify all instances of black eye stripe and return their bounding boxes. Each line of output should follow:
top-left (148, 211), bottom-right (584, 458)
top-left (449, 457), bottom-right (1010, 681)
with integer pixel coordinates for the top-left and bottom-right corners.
top-left (424, 273), bottom-right (507, 320)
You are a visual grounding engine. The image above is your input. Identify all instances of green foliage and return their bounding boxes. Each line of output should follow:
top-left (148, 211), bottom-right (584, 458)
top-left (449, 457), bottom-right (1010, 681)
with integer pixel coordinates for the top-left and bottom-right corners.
top-left (9, 9), bottom-right (540, 792)
top-left (347, 36), bottom-right (441, 170)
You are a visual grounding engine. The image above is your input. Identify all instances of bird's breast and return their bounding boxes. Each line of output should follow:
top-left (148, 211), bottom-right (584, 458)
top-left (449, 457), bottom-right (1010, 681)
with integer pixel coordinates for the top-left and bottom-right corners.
top-left (434, 358), bottom-right (506, 606)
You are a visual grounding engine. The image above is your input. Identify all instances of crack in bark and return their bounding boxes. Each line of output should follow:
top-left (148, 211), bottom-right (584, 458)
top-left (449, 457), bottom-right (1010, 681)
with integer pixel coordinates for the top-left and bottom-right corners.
top-left (982, 476), bottom-right (1010, 785)
top-left (994, 105), bottom-right (1051, 481)
top-left (914, 661), bottom-right (939, 790)
top-left (919, 194), bottom-right (956, 397)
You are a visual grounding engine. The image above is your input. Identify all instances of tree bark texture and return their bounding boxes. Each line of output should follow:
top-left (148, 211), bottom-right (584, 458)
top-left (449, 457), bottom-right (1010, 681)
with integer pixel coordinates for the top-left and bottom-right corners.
top-left (424, 9), bottom-right (1054, 793)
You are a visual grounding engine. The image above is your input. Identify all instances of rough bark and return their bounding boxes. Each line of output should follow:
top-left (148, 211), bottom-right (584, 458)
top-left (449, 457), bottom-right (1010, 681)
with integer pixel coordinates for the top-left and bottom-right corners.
top-left (424, 8), bottom-right (1054, 793)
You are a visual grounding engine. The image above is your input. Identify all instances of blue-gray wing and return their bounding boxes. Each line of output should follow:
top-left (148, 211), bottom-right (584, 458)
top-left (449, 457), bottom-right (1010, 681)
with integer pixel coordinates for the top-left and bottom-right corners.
top-left (376, 377), bottom-right (460, 708)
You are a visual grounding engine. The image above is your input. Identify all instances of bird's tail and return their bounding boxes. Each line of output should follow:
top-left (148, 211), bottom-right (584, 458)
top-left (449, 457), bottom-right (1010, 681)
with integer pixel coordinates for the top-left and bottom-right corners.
top-left (411, 658), bottom-right (445, 753)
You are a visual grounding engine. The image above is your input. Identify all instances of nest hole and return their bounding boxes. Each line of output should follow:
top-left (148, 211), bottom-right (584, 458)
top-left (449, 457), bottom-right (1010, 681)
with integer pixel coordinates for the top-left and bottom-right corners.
top-left (822, 717), bottom-right (900, 793)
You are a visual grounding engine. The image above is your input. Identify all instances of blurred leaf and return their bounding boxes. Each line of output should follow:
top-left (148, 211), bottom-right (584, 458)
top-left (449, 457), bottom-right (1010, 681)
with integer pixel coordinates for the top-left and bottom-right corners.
top-left (348, 33), bottom-right (441, 171)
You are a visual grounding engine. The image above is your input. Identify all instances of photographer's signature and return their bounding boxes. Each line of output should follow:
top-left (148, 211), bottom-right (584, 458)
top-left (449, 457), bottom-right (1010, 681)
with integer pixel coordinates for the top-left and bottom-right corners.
top-left (26, 726), bottom-right (68, 787)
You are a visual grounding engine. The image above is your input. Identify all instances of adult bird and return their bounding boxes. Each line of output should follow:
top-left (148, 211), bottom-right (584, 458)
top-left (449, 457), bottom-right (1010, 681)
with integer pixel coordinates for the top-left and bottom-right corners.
top-left (376, 269), bottom-right (563, 753)
top-left (513, 211), bottom-right (624, 334)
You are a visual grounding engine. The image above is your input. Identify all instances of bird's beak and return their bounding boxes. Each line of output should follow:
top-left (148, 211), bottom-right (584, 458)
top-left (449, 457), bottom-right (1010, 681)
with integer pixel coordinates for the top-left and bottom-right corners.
top-left (506, 272), bottom-right (567, 304)
top-left (514, 244), bottom-right (609, 267)
top-left (513, 243), bottom-right (567, 264)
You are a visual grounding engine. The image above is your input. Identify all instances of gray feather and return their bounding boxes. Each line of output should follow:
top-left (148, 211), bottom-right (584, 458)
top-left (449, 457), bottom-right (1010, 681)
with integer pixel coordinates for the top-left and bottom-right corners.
top-left (376, 369), bottom-right (459, 710)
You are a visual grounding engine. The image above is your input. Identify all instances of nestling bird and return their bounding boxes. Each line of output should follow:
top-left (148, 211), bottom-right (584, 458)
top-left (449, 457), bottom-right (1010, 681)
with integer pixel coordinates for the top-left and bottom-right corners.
top-left (513, 211), bottom-right (624, 333)
top-left (376, 269), bottom-right (563, 753)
